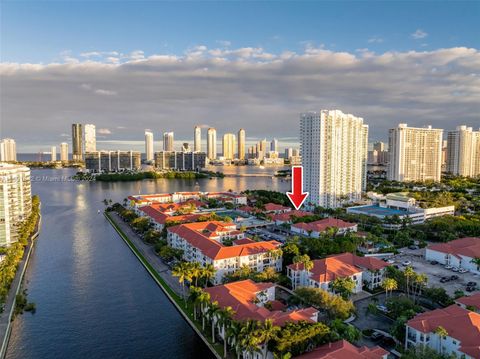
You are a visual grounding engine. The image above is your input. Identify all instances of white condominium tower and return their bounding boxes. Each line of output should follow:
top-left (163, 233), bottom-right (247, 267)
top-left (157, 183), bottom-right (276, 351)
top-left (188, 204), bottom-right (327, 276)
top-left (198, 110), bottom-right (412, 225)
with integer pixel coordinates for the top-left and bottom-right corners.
top-left (300, 110), bottom-right (368, 208)
top-left (84, 124), bottom-right (96, 152)
top-left (163, 132), bottom-right (174, 151)
top-left (145, 131), bottom-right (154, 161)
top-left (207, 128), bottom-right (217, 160)
top-left (72, 124), bottom-right (83, 161)
top-left (237, 129), bottom-right (245, 160)
top-left (447, 125), bottom-right (480, 177)
top-left (194, 126), bottom-right (202, 152)
top-left (222, 133), bottom-right (236, 160)
top-left (0, 138), bottom-right (17, 162)
top-left (0, 164), bottom-right (32, 246)
top-left (51, 146), bottom-right (57, 162)
top-left (388, 124), bottom-right (443, 182)
top-left (60, 142), bottom-right (69, 161)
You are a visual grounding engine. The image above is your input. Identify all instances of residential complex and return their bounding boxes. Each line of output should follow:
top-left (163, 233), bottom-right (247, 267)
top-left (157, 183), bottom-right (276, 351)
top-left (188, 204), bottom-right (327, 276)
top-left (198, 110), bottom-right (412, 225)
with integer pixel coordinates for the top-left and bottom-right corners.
top-left (154, 151), bottom-right (206, 170)
top-left (0, 138), bottom-right (17, 162)
top-left (71, 123), bottom-right (83, 161)
top-left (207, 127), bottom-right (217, 160)
top-left (167, 221), bottom-right (282, 284)
top-left (406, 304), bottom-right (480, 358)
top-left (163, 132), bottom-right (174, 151)
top-left (447, 125), bottom-right (480, 177)
top-left (145, 130), bottom-right (154, 162)
top-left (50, 146), bottom-right (56, 162)
top-left (237, 128), bottom-right (245, 160)
top-left (296, 340), bottom-right (388, 359)
top-left (84, 124), bottom-right (96, 152)
top-left (84, 150), bottom-right (141, 172)
top-left (194, 126), bottom-right (201, 152)
top-left (300, 110), bottom-right (368, 208)
top-left (0, 164), bottom-right (32, 246)
top-left (291, 218), bottom-right (358, 237)
top-left (60, 142), bottom-right (69, 162)
top-left (388, 124), bottom-right (443, 182)
top-left (425, 237), bottom-right (480, 274)
top-left (287, 252), bottom-right (389, 291)
top-left (222, 133), bottom-right (236, 160)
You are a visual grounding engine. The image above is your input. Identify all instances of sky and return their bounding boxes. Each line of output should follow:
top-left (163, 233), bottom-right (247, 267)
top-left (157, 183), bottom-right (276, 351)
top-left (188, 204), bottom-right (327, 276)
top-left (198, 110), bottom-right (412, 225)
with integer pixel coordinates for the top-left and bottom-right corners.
top-left (1, 1), bottom-right (479, 152)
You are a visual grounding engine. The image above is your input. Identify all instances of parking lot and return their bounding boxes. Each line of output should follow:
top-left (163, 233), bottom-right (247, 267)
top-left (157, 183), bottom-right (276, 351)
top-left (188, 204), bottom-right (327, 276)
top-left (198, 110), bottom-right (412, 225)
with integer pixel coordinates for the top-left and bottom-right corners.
top-left (392, 247), bottom-right (479, 296)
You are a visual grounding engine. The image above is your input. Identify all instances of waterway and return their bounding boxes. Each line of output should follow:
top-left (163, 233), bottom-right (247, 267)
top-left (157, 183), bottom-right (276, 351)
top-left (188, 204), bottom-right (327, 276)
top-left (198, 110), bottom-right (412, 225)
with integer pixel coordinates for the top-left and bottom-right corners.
top-left (6, 166), bottom-right (290, 359)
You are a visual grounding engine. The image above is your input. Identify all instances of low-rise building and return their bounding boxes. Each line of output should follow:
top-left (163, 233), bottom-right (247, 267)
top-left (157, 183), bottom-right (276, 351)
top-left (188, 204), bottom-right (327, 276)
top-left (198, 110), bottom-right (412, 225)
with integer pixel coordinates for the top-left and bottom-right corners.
top-left (263, 203), bottom-right (291, 214)
top-left (425, 237), bottom-right (480, 274)
top-left (269, 210), bottom-right (313, 226)
top-left (167, 221), bottom-right (282, 284)
top-left (455, 293), bottom-right (480, 313)
top-left (138, 205), bottom-right (204, 230)
top-left (406, 304), bottom-right (480, 358)
top-left (291, 218), bottom-right (357, 238)
top-left (287, 252), bottom-right (389, 292)
top-left (205, 192), bottom-right (248, 205)
top-left (295, 340), bottom-right (388, 359)
top-left (85, 150), bottom-right (141, 172)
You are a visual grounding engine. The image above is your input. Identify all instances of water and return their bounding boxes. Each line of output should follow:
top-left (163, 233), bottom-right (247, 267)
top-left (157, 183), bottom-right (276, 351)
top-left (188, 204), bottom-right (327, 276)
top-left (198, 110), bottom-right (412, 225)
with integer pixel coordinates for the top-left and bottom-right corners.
top-left (6, 166), bottom-right (290, 359)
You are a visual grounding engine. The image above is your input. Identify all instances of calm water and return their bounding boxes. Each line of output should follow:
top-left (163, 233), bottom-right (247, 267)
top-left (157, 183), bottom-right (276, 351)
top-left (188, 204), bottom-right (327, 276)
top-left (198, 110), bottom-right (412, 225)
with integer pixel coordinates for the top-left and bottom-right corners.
top-left (6, 166), bottom-right (289, 359)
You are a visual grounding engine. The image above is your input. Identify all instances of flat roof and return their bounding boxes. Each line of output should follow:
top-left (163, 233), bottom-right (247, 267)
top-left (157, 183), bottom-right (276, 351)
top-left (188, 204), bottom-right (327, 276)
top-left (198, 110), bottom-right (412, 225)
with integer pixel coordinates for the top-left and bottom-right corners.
top-left (348, 205), bottom-right (413, 217)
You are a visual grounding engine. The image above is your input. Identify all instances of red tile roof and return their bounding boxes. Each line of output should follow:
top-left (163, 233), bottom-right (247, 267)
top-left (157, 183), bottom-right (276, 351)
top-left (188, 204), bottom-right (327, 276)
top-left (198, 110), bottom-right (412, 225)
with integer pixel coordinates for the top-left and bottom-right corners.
top-left (295, 340), bottom-right (388, 359)
top-left (288, 253), bottom-right (388, 283)
top-left (264, 203), bottom-right (291, 212)
top-left (205, 279), bottom-right (317, 325)
top-left (407, 304), bottom-right (480, 358)
top-left (427, 237), bottom-right (480, 259)
top-left (270, 210), bottom-right (314, 222)
top-left (456, 293), bottom-right (480, 311)
top-left (168, 221), bottom-right (281, 260)
top-left (292, 218), bottom-right (356, 233)
top-left (233, 238), bottom-right (256, 245)
top-left (238, 206), bottom-right (258, 213)
top-left (138, 205), bottom-right (169, 224)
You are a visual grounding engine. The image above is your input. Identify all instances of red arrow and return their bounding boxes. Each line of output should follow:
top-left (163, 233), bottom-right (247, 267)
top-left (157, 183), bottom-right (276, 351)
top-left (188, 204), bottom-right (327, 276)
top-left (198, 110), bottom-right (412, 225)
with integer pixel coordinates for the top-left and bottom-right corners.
top-left (287, 166), bottom-right (309, 210)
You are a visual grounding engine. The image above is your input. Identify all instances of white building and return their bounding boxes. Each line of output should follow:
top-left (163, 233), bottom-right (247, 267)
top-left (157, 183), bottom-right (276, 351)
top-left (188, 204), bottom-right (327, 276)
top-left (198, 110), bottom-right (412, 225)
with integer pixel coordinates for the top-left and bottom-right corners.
top-left (388, 124), bottom-right (443, 182)
top-left (222, 133), bottom-right (236, 160)
top-left (287, 252), bottom-right (389, 292)
top-left (447, 125), bottom-right (480, 178)
top-left (84, 124), bottom-right (96, 153)
top-left (0, 138), bottom-right (17, 162)
top-left (300, 110), bottom-right (368, 208)
top-left (207, 128), bottom-right (217, 160)
top-left (0, 164), bottom-right (32, 246)
top-left (425, 237), bottom-right (480, 274)
top-left (290, 218), bottom-right (358, 238)
top-left (163, 132), bottom-right (174, 151)
top-left (144, 131), bottom-right (154, 162)
top-left (167, 221), bottom-right (282, 284)
top-left (194, 126), bottom-right (201, 152)
top-left (237, 128), bottom-right (245, 160)
top-left (406, 304), bottom-right (480, 358)
top-left (60, 142), bottom-right (69, 162)
top-left (50, 146), bottom-right (57, 161)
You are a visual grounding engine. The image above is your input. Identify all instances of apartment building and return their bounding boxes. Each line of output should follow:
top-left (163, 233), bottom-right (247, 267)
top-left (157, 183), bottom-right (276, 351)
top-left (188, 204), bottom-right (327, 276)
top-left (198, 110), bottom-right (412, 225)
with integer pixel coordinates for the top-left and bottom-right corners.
top-left (447, 125), bottom-right (480, 177)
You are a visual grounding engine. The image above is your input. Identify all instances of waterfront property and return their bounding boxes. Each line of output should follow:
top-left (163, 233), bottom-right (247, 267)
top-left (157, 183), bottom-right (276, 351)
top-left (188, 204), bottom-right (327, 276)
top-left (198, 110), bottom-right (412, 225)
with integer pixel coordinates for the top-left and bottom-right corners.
top-left (287, 252), bottom-right (389, 292)
top-left (154, 151), bottom-right (207, 171)
top-left (425, 237), bottom-right (480, 274)
top-left (84, 150), bottom-right (141, 172)
top-left (295, 340), bottom-right (388, 359)
top-left (0, 163), bottom-right (32, 246)
top-left (290, 218), bottom-right (357, 238)
top-left (405, 304), bottom-right (480, 358)
top-left (167, 221), bottom-right (282, 284)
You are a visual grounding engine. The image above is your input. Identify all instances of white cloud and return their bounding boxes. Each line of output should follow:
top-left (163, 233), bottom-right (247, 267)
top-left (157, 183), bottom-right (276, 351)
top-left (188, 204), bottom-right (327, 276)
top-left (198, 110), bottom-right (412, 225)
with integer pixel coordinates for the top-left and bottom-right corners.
top-left (216, 40), bottom-right (231, 47)
top-left (368, 36), bottom-right (384, 44)
top-left (94, 89), bottom-right (117, 96)
top-left (97, 128), bottom-right (112, 135)
top-left (412, 29), bottom-right (428, 39)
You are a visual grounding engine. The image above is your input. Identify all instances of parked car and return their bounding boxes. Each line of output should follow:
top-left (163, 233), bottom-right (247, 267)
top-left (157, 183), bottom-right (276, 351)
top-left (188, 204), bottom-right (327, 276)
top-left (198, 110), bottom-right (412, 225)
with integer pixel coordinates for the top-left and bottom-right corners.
top-left (430, 260), bottom-right (439, 265)
top-left (459, 268), bottom-right (468, 273)
top-left (467, 281), bottom-right (477, 287)
top-left (445, 265), bottom-right (453, 269)
top-left (466, 286), bottom-right (476, 292)
top-left (371, 331), bottom-right (384, 341)
top-left (440, 276), bottom-right (450, 283)
top-left (376, 305), bottom-right (388, 313)
top-left (402, 260), bottom-right (412, 266)
top-left (450, 275), bottom-right (459, 280)
top-left (386, 259), bottom-right (395, 264)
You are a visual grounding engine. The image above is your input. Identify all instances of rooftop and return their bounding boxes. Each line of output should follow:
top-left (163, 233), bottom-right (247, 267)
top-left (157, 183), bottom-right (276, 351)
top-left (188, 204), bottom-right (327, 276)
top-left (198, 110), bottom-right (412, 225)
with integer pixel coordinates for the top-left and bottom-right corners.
top-left (456, 293), bottom-right (480, 311)
top-left (264, 203), bottom-right (291, 212)
top-left (295, 340), bottom-right (388, 359)
top-left (292, 218), bottom-right (357, 233)
top-left (427, 237), bottom-right (480, 259)
top-left (347, 204), bottom-right (413, 217)
top-left (407, 304), bottom-right (480, 358)
top-left (270, 210), bottom-right (314, 222)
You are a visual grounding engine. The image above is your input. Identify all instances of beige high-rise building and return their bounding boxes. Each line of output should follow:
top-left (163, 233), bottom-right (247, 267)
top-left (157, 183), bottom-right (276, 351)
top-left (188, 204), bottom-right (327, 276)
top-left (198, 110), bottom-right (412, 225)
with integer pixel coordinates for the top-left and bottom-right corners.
top-left (51, 146), bottom-right (57, 162)
top-left (0, 164), bottom-right (32, 246)
top-left (0, 138), bottom-right (17, 162)
top-left (72, 124), bottom-right (83, 161)
top-left (163, 132), bottom-right (174, 151)
top-left (300, 110), bottom-right (368, 208)
top-left (84, 124), bottom-right (96, 152)
top-left (222, 133), bottom-right (236, 160)
top-left (207, 128), bottom-right (217, 160)
top-left (447, 125), bottom-right (480, 177)
top-left (237, 129), bottom-right (245, 160)
top-left (60, 142), bottom-right (69, 162)
top-left (388, 124), bottom-right (443, 182)
top-left (194, 126), bottom-right (202, 152)
top-left (145, 131), bottom-right (154, 161)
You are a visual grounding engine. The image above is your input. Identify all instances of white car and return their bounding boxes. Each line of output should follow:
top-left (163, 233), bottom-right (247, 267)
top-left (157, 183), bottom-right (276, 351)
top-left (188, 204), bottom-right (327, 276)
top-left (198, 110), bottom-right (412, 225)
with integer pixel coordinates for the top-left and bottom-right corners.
top-left (445, 265), bottom-right (453, 269)
top-left (386, 259), bottom-right (395, 264)
top-left (452, 267), bottom-right (459, 272)
top-left (402, 260), bottom-right (412, 266)
top-left (459, 268), bottom-right (468, 273)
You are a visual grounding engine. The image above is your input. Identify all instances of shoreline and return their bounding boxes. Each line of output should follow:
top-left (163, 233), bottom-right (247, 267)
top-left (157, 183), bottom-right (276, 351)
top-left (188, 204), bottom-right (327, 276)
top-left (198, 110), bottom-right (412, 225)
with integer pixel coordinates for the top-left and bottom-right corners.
top-left (0, 208), bottom-right (42, 359)
top-left (104, 211), bottom-right (222, 359)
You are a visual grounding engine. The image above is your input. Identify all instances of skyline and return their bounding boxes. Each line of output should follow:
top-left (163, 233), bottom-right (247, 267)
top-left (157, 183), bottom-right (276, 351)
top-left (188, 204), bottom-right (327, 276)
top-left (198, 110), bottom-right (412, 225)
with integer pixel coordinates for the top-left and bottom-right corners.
top-left (1, 1), bottom-right (479, 151)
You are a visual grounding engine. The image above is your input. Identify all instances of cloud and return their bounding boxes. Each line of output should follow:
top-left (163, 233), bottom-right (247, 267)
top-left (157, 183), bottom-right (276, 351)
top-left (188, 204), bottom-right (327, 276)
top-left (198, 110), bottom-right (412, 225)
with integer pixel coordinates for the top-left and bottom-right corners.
top-left (412, 29), bottom-right (428, 39)
top-left (216, 40), bottom-right (231, 47)
top-left (97, 128), bottom-right (112, 135)
top-left (368, 36), bottom-right (384, 44)
top-left (1, 46), bottom-right (479, 151)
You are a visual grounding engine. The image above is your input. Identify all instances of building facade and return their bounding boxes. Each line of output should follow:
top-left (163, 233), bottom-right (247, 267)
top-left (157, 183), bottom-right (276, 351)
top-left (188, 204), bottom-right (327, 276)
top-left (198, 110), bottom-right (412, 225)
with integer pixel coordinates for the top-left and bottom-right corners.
top-left (300, 110), bottom-right (368, 208)
top-left (207, 128), bottom-right (217, 160)
top-left (237, 128), bottom-right (245, 160)
top-left (0, 138), bottom-right (17, 162)
top-left (60, 142), bottom-right (69, 161)
top-left (163, 132), bottom-right (174, 152)
top-left (194, 126), bottom-right (201, 153)
top-left (388, 124), bottom-right (443, 182)
top-left (84, 124), bottom-right (96, 153)
top-left (222, 133), bottom-right (236, 160)
top-left (154, 151), bottom-right (206, 170)
top-left (50, 146), bottom-right (57, 161)
top-left (145, 131), bottom-right (154, 162)
top-left (447, 125), bottom-right (480, 177)
top-left (0, 164), bottom-right (32, 246)
top-left (85, 151), bottom-right (141, 172)
top-left (425, 237), bottom-right (480, 274)
top-left (71, 123), bottom-right (83, 161)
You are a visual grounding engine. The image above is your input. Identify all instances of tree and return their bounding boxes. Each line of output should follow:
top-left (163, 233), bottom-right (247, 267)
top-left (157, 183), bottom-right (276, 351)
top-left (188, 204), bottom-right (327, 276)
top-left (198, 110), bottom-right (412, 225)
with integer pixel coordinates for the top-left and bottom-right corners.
top-left (382, 278), bottom-right (398, 298)
top-left (201, 264), bottom-right (216, 288)
top-left (207, 301), bottom-right (221, 343)
top-left (190, 262), bottom-right (202, 287)
top-left (434, 326), bottom-right (449, 355)
top-left (403, 266), bottom-right (416, 299)
top-left (294, 287), bottom-right (354, 320)
top-left (331, 277), bottom-right (356, 299)
top-left (198, 291), bottom-right (211, 331)
top-left (239, 320), bottom-right (262, 359)
top-left (172, 262), bottom-right (192, 304)
top-left (218, 306), bottom-right (236, 358)
top-left (188, 286), bottom-right (203, 321)
top-left (226, 321), bottom-right (243, 359)
top-left (257, 319), bottom-right (280, 359)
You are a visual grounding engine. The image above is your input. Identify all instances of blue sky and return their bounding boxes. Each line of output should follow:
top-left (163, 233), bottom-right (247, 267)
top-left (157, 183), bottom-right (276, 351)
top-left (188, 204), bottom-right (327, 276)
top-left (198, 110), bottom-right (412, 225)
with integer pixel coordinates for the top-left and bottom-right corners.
top-left (1, 1), bottom-right (479, 152)
top-left (2, 1), bottom-right (479, 63)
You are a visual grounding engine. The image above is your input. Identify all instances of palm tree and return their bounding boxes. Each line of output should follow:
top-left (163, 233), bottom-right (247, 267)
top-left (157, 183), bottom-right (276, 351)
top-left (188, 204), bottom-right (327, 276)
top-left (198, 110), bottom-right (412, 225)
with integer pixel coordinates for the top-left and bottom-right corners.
top-left (292, 254), bottom-right (312, 290)
top-left (202, 263), bottom-right (216, 287)
top-left (218, 306), bottom-right (236, 358)
top-left (434, 326), bottom-right (448, 355)
top-left (403, 266), bottom-right (416, 299)
top-left (188, 286), bottom-right (203, 320)
top-left (239, 320), bottom-right (261, 359)
top-left (198, 291), bottom-right (211, 331)
top-left (382, 278), bottom-right (398, 298)
top-left (227, 321), bottom-right (243, 359)
top-left (172, 262), bottom-right (192, 304)
top-left (190, 262), bottom-right (202, 287)
top-left (257, 319), bottom-right (280, 359)
top-left (207, 301), bottom-right (221, 343)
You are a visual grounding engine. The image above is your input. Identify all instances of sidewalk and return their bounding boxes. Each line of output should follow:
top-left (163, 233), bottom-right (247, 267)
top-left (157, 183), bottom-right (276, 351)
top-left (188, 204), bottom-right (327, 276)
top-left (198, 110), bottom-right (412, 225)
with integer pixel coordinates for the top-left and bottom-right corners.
top-left (109, 212), bottom-right (185, 297)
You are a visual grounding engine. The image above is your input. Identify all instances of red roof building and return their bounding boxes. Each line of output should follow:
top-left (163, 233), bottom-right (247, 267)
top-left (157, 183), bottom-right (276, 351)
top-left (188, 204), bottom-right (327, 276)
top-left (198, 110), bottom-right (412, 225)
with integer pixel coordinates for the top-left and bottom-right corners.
top-left (263, 203), bottom-right (292, 214)
top-left (425, 237), bottom-right (480, 274)
top-left (456, 293), bottom-right (480, 313)
top-left (270, 210), bottom-right (314, 224)
top-left (291, 218), bottom-right (357, 237)
top-left (295, 340), bottom-right (388, 359)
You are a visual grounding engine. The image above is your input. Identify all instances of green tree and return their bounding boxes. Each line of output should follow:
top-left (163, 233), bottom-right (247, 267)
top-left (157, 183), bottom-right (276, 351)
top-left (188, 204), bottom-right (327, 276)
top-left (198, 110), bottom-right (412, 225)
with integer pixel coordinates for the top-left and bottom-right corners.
top-left (382, 278), bottom-right (398, 298)
top-left (257, 319), bottom-right (280, 359)
top-left (434, 326), bottom-right (449, 355)
top-left (172, 262), bottom-right (192, 304)
top-left (331, 277), bottom-right (356, 299)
